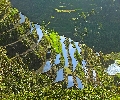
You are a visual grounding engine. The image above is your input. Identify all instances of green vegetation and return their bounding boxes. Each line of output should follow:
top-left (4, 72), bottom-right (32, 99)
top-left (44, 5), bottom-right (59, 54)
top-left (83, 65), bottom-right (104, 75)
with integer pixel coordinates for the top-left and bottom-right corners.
top-left (1, 0), bottom-right (120, 99)
top-left (10, 0), bottom-right (120, 53)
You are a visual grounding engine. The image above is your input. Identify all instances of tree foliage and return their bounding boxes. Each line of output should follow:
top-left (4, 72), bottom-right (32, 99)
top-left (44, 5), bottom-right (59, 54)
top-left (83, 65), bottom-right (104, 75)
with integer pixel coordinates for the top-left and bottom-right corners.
top-left (1, 0), bottom-right (120, 99)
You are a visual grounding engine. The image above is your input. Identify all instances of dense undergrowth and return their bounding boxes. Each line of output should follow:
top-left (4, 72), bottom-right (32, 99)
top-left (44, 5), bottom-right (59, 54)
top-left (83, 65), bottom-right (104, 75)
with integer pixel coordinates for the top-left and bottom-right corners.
top-left (0, 0), bottom-right (120, 99)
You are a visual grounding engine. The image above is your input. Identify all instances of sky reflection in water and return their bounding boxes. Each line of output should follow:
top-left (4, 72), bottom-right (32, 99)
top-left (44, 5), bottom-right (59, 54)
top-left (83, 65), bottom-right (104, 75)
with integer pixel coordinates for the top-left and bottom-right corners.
top-left (19, 12), bottom-right (120, 89)
top-left (19, 12), bottom-right (95, 89)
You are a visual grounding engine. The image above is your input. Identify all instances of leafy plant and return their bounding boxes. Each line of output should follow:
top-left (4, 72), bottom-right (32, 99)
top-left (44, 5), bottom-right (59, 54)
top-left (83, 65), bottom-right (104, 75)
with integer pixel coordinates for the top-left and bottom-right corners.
top-left (1, 0), bottom-right (120, 99)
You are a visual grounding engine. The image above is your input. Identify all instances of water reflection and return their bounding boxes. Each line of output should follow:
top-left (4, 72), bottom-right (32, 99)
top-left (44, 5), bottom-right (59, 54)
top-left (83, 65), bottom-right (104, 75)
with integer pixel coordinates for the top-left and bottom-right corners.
top-left (43, 61), bottom-right (52, 73)
top-left (19, 12), bottom-right (120, 89)
top-left (67, 76), bottom-right (74, 88)
top-left (34, 24), bottom-right (43, 42)
top-left (60, 36), bottom-right (69, 67)
top-left (55, 68), bottom-right (64, 82)
top-left (76, 77), bottom-right (84, 89)
top-left (106, 61), bottom-right (120, 75)
top-left (19, 12), bottom-right (94, 89)
top-left (19, 12), bottom-right (25, 24)
top-left (68, 40), bottom-right (78, 71)
top-left (42, 35), bottom-right (85, 88)
top-left (20, 12), bottom-right (43, 42)
top-left (55, 54), bottom-right (61, 64)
